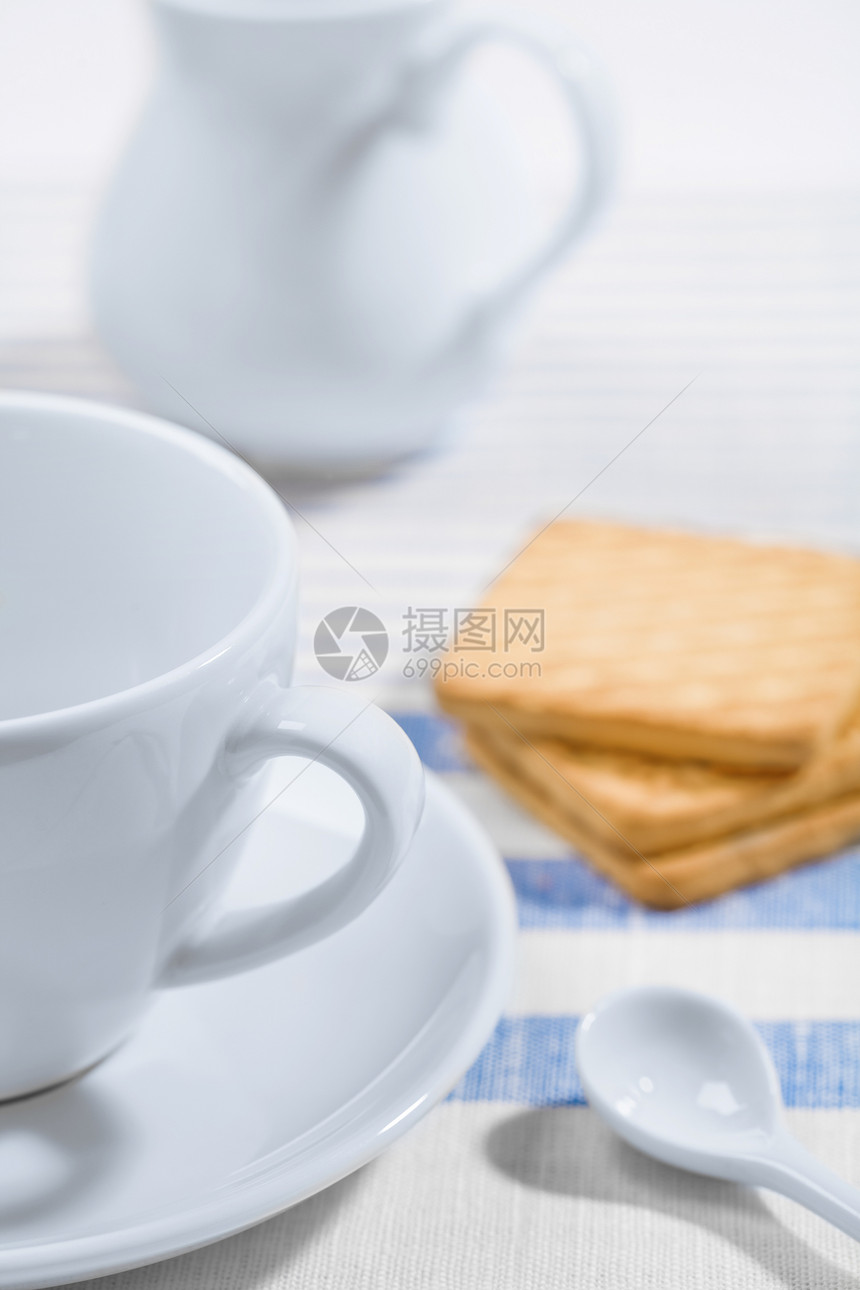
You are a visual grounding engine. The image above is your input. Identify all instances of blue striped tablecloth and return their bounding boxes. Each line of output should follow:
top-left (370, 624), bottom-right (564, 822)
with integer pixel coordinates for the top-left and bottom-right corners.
top-left (406, 712), bottom-right (860, 1113)
top-left (4, 182), bottom-right (860, 1286)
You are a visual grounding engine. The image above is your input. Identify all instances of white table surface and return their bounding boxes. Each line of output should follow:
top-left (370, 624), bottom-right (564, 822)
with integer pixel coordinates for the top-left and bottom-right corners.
top-left (2, 3), bottom-right (860, 1286)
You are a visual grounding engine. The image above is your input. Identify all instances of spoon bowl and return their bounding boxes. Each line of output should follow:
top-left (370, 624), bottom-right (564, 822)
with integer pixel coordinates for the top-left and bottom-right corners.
top-left (575, 986), bottom-right (782, 1178)
top-left (576, 986), bottom-right (860, 1240)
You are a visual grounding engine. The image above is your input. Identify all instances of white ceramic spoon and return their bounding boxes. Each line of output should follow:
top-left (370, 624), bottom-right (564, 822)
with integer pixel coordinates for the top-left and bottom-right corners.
top-left (575, 985), bottom-right (860, 1240)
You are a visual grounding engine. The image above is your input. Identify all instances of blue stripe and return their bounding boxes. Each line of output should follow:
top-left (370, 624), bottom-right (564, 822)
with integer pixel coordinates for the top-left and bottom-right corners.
top-left (449, 1017), bottom-right (860, 1108)
top-left (506, 853), bottom-right (860, 930)
top-left (389, 712), bottom-right (860, 930)
top-left (391, 712), bottom-right (467, 773)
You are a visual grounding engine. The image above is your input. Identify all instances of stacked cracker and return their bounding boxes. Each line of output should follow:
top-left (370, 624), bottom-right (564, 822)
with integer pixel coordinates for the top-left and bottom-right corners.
top-left (434, 520), bottom-right (860, 907)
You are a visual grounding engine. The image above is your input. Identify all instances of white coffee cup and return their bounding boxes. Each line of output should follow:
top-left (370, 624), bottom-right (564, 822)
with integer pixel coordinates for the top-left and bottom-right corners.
top-left (0, 391), bottom-right (424, 1101)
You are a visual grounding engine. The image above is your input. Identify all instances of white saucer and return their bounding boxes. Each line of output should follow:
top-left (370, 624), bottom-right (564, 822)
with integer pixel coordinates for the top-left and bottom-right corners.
top-left (0, 769), bottom-right (516, 1290)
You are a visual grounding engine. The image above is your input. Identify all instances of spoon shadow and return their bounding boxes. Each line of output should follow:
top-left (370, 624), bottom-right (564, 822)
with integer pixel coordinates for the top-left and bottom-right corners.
top-left (486, 1107), bottom-right (860, 1288)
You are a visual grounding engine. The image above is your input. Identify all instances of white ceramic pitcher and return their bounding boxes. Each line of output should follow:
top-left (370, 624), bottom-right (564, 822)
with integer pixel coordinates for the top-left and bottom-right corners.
top-left (92, 0), bottom-right (612, 470)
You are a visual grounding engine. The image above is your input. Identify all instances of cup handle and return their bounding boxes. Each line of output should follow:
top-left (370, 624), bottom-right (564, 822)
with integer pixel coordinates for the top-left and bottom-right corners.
top-left (384, 7), bottom-right (614, 350)
top-left (159, 687), bottom-right (425, 987)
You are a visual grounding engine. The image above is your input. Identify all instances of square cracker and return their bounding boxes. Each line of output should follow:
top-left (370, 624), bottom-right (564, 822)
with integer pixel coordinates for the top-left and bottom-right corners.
top-left (435, 520), bottom-right (860, 769)
top-left (465, 724), bottom-right (860, 908)
top-left (466, 709), bottom-right (860, 853)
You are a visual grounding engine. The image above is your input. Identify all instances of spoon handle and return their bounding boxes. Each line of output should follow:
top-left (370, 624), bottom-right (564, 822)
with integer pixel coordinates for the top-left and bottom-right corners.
top-left (758, 1132), bottom-right (860, 1241)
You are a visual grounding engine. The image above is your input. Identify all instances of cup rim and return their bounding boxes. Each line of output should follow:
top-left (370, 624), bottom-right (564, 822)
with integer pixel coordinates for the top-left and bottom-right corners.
top-left (0, 390), bottom-right (297, 741)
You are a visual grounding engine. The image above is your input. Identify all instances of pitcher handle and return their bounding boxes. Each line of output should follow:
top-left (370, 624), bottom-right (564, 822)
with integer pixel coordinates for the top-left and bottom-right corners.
top-left (382, 7), bottom-right (614, 349)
